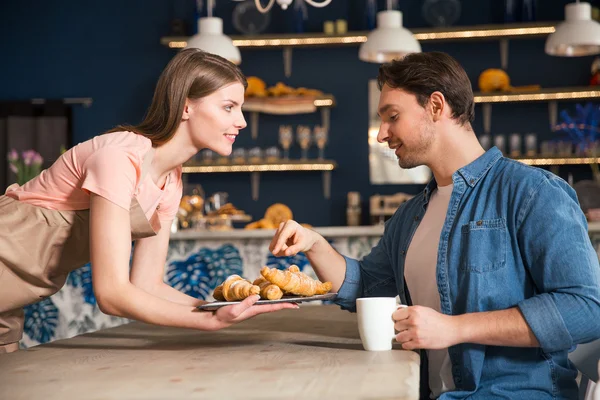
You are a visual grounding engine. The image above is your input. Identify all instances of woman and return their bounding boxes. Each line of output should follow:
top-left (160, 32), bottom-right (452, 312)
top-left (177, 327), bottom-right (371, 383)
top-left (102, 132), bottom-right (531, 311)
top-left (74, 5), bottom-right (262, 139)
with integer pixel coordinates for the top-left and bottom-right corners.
top-left (0, 49), bottom-right (297, 354)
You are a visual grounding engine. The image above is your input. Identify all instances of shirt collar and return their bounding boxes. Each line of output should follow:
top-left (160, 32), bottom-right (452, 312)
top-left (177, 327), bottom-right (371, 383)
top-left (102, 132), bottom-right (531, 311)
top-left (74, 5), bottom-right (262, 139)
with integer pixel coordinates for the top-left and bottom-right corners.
top-left (422, 147), bottom-right (503, 203)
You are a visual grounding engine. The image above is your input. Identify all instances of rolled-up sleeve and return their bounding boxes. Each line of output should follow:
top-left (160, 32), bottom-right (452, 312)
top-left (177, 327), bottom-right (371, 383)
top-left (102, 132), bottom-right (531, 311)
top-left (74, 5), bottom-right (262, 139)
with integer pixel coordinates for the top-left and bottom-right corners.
top-left (335, 219), bottom-right (398, 312)
top-left (517, 176), bottom-right (600, 353)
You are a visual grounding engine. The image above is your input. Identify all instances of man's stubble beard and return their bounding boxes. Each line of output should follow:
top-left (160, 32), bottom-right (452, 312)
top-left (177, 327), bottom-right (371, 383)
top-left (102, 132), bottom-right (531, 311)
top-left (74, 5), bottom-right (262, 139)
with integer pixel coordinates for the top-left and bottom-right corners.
top-left (397, 118), bottom-right (435, 169)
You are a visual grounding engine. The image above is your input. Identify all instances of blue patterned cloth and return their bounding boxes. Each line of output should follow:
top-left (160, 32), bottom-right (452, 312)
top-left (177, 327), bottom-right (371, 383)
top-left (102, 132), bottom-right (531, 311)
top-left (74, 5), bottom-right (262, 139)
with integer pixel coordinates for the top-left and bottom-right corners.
top-left (266, 252), bottom-right (309, 271)
top-left (67, 263), bottom-right (96, 306)
top-left (166, 244), bottom-right (243, 299)
top-left (23, 298), bottom-right (58, 344)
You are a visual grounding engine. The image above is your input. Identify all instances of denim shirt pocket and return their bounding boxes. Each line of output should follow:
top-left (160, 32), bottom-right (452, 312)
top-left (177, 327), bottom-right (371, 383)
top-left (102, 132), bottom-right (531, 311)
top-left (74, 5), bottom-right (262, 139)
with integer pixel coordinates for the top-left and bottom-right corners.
top-left (460, 218), bottom-right (507, 273)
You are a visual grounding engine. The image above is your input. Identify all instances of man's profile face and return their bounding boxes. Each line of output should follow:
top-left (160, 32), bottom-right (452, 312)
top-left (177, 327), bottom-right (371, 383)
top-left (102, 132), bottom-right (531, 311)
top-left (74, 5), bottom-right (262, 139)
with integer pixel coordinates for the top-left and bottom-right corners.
top-left (376, 84), bottom-right (435, 169)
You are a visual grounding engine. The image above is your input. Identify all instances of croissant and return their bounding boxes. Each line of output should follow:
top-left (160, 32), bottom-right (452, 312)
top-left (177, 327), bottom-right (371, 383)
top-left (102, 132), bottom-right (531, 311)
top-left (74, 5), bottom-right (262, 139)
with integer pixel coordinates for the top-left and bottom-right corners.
top-left (213, 284), bottom-right (226, 301)
top-left (260, 266), bottom-right (332, 296)
top-left (221, 275), bottom-right (260, 301)
top-left (252, 277), bottom-right (284, 300)
top-left (288, 265), bottom-right (332, 295)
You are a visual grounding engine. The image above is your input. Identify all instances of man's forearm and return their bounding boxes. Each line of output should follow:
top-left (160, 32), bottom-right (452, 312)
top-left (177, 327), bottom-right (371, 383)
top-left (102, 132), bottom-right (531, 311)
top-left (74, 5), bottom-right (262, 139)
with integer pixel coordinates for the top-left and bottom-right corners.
top-left (305, 234), bottom-right (347, 292)
top-left (455, 307), bottom-right (539, 347)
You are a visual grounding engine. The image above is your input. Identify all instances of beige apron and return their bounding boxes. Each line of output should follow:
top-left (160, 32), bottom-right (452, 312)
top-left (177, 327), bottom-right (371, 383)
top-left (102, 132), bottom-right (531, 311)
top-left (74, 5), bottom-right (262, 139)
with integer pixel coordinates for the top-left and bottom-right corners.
top-left (0, 148), bottom-right (162, 353)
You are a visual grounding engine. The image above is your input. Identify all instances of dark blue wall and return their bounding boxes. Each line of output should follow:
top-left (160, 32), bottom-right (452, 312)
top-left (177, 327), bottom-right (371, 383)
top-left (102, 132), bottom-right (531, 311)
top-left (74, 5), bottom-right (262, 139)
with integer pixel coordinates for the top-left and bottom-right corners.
top-left (1, 0), bottom-right (597, 226)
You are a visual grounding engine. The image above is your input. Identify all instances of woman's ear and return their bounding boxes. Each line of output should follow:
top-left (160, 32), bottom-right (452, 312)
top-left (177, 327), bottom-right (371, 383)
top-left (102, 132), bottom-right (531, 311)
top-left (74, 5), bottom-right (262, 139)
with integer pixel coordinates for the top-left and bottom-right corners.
top-left (181, 100), bottom-right (191, 121)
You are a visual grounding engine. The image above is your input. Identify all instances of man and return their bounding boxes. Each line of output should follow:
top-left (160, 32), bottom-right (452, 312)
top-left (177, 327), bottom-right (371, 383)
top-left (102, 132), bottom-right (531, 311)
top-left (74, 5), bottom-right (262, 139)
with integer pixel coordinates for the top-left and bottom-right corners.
top-left (269, 52), bottom-right (600, 399)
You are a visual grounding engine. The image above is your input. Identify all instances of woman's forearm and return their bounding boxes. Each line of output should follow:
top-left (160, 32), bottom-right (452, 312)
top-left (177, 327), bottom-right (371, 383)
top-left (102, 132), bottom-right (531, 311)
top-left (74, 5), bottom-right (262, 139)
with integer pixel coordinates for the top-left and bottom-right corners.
top-left (137, 282), bottom-right (207, 307)
top-left (96, 282), bottom-right (216, 331)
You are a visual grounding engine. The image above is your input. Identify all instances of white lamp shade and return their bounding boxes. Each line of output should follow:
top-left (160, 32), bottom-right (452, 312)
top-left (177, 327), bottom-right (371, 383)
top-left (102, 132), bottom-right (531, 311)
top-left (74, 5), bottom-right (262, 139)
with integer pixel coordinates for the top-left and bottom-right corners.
top-left (545, 2), bottom-right (600, 57)
top-left (185, 17), bottom-right (242, 65)
top-left (359, 10), bottom-right (421, 63)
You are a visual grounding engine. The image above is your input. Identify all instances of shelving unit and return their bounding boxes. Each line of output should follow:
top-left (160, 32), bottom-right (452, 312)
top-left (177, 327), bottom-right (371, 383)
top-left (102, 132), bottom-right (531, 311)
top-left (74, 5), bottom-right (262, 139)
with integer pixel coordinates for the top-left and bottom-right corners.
top-left (161, 22), bottom-right (556, 49)
top-left (182, 160), bottom-right (337, 201)
top-left (512, 156), bottom-right (600, 166)
top-left (161, 22), bottom-right (557, 76)
top-left (474, 87), bottom-right (600, 136)
top-left (511, 155), bottom-right (600, 176)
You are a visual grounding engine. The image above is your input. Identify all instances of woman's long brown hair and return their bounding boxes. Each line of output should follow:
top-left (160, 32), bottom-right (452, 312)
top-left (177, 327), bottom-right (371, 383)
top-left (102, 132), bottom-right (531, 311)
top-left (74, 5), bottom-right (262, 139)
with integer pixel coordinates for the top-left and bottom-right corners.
top-left (110, 48), bottom-right (247, 145)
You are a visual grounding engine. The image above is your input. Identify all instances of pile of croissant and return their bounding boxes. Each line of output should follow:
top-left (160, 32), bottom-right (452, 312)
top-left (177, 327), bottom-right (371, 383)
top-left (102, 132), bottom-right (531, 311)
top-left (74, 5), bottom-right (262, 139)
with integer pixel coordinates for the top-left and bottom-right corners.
top-left (213, 265), bottom-right (332, 302)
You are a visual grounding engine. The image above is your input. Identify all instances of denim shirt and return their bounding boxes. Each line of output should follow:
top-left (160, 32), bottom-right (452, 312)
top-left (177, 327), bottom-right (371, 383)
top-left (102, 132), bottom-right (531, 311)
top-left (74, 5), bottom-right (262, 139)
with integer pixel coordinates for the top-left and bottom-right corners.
top-left (335, 147), bottom-right (600, 399)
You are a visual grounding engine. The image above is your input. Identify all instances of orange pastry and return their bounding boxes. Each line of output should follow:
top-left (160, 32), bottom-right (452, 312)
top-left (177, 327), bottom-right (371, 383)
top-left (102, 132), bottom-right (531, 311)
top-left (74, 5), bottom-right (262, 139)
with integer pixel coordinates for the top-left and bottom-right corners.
top-left (252, 277), bottom-right (284, 300)
top-left (221, 275), bottom-right (260, 301)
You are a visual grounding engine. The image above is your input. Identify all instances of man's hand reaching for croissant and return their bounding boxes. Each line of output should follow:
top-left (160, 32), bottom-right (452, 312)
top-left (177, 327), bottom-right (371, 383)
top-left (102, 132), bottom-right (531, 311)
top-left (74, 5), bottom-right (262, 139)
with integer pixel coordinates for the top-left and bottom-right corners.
top-left (269, 220), bottom-right (318, 257)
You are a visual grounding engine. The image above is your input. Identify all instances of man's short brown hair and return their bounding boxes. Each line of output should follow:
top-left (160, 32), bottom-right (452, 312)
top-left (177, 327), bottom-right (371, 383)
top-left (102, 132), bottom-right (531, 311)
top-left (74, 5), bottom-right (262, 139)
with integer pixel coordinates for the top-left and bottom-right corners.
top-left (377, 52), bottom-right (475, 126)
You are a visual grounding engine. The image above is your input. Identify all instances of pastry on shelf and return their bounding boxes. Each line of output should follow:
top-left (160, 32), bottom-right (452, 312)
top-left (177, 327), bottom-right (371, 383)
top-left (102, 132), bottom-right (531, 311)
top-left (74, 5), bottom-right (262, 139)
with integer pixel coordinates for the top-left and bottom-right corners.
top-left (246, 76), bottom-right (267, 97)
top-left (264, 203), bottom-right (293, 226)
top-left (252, 276), bottom-right (284, 300)
top-left (218, 275), bottom-right (260, 301)
top-left (244, 203), bottom-right (313, 230)
top-left (243, 77), bottom-right (331, 114)
top-left (260, 265), bottom-right (332, 296)
top-left (293, 87), bottom-right (324, 97)
top-left (215, 203), bottom-right (245, 216)
top-left (267, 82), bottom-right (295, 97)
top-left (244, 218), bottom-right (276, 230)
top-left (478, 69), bottom-right (540, 93)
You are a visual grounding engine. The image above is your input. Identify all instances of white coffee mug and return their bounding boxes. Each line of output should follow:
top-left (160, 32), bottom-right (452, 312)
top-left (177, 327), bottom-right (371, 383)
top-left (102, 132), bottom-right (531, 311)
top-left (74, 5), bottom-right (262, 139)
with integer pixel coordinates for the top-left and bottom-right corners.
top-left (356, 297), bottom-right (407, 351)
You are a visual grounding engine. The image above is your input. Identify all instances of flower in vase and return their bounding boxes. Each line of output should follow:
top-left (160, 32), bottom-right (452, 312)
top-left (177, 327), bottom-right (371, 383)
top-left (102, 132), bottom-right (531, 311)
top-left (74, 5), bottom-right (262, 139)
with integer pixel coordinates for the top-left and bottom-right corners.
top-left (7, 149), bottom-right (44, 185)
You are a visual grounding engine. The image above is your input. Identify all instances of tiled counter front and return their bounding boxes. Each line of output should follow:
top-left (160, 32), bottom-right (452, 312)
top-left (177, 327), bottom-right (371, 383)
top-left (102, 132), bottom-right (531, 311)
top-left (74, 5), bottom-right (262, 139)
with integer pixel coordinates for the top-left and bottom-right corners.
top-left (19, 226), bottom-right (385, 348)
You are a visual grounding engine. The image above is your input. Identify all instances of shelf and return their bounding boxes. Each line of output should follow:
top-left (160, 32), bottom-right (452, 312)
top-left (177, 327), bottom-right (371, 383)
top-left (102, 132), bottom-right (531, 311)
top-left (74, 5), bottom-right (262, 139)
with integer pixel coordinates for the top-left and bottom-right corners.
top-left (474, 87), bottom-right (600, 104)
top-left (243, 95), bottom-right (335, 114)
top-left (182, 160), bottom-right (336, 173)
top-left (181, 160), bottom-right (337, 201)
top-left (513, 156), bottom-right (600, 166)
top-left (160, 22), bottom-right (556, 49)
top-left (475, 87), bottom-right (600, 136)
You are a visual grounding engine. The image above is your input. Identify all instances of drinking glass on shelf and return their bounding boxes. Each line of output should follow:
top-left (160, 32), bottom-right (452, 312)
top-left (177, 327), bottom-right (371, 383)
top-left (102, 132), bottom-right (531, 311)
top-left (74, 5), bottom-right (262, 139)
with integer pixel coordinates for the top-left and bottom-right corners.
top-left (248, 147), bottom-right (263, 163)
top-left (588, 140), bottom-right (600, 156)
top-left (494, 134), bottom-right (506, 155)
top-left (540, 140), bottom-right (556, 156)
top-left (525, 133), bottom-right (537, 156)
top-left (557, 141), bottom-right (573, 157)
top-left (509, 133), bottom-right (521, 157)
top-left (297, 125), bottom-right (312, 160)
top-left (200, 149), bottom-right (214, 164)
top-left (314, 125), bottom-right (328, 160)
top-left (265, 146), bottom-right (281, 163)
top-left (478, 134), bottom-right (491, 150)
top-left (279, 125), bottom-right (293, 160)
top-left (232, 148), bottom-right (246, 164)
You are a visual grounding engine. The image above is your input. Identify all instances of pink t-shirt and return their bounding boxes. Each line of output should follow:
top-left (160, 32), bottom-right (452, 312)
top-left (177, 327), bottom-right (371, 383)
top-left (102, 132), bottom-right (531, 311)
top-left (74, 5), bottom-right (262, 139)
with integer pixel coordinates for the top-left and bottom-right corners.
top-left (6, 131), bottom-right (182, 222)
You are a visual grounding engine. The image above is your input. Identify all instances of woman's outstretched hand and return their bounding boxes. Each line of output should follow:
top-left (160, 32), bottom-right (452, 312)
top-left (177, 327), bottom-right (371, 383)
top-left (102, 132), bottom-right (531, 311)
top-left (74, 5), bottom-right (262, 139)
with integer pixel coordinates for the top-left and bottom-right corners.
top-left (210, 295), bottom-right (298, 329)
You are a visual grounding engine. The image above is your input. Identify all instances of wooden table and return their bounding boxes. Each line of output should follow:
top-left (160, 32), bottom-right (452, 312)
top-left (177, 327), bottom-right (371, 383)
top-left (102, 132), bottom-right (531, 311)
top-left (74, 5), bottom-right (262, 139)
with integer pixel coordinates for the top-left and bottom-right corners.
top-left (0, 305), bottom-right (420, 400)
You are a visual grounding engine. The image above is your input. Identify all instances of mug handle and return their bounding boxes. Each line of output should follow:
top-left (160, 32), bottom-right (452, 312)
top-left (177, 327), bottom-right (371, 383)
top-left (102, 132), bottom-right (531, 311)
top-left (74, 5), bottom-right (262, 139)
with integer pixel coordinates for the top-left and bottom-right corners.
top-left (391, 304), bottom-right (408, 341)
